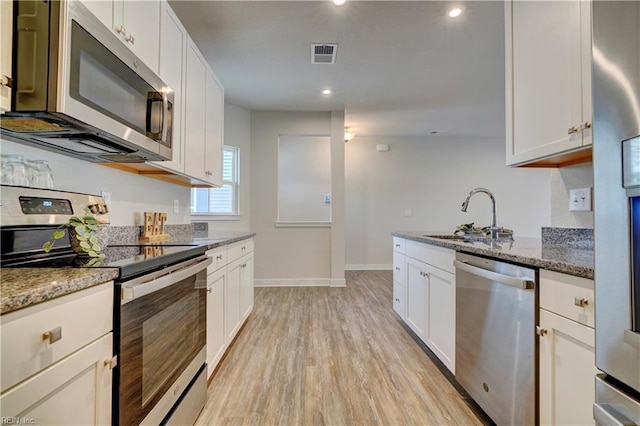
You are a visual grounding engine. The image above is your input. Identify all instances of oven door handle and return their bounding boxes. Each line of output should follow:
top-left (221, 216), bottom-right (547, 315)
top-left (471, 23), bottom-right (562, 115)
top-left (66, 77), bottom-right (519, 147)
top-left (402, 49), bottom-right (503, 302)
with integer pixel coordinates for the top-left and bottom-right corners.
top-left (121, 256), bottom-right (212, 302)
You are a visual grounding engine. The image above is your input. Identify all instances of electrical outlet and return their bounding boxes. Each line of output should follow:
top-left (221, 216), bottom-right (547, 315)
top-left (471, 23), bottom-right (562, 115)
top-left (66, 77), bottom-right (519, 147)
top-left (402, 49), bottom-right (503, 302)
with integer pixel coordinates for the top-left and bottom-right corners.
top-left (173, 199), bottom-right (179, 213)
top-left (324, 194), bottom-right (331, 203)
top-left (569, 187), bottom-right (592, 212)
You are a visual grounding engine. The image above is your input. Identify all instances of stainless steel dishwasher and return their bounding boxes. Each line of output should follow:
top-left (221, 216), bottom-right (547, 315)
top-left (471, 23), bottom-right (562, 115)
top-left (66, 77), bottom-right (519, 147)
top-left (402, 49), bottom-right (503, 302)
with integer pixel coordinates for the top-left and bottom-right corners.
top-left (454, 252), bottom-right (537, 426)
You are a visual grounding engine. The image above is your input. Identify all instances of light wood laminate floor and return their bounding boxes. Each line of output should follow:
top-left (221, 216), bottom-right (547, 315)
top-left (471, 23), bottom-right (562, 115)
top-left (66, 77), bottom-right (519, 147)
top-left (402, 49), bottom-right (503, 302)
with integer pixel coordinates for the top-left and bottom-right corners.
top-left (196, 270), bottom-right (487, 425)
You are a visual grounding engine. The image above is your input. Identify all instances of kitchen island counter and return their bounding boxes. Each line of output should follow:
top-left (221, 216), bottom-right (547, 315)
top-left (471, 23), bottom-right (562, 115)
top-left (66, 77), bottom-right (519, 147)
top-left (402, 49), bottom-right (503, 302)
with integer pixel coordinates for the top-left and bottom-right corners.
top-left (393, 231), bottom-right (593, 279)
top-left (1, 267), bottom-right (119, 315)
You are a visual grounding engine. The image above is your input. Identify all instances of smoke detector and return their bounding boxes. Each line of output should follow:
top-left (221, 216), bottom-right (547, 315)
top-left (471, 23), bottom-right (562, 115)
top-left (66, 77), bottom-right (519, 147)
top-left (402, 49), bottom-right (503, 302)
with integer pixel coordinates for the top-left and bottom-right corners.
top-left (311, 44), bottom-right (338, 64)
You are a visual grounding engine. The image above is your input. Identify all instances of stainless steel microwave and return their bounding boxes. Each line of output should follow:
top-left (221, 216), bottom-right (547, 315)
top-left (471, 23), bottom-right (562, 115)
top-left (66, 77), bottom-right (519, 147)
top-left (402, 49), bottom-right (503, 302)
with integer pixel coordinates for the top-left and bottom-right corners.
top-left (0, 0), bottom-right (173, 163)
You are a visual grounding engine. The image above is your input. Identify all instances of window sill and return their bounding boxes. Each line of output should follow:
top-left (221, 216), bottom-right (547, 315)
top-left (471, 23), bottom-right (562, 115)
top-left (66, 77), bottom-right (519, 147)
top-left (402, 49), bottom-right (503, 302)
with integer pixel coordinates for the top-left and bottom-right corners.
top-left (274, 221), bottom-right (331, 228)
top-left (191, 214), bottom-right (241, 221)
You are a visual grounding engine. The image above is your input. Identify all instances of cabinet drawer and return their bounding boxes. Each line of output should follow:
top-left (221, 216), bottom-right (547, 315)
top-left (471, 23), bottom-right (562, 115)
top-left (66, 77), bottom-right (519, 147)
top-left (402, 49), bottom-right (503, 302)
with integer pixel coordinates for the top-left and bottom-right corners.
top-left (540, 269), bottom-right (594, 328)
top-left (393, 237), bottom-right (406, 253)
top-left (206, 245), bottom-right (227, 274)
top-left (393, 252), bottom-right (406, 285)
top-left (1, 282), bottom-right (113, 392)
top-left (406, 240), bottom-right (455, 274)
top-left (393, 281), bottom-right (406, 319)
top-left (227, 238), bottom-right (254, 263)
top-left (0, 333), bottom-right (113, 424)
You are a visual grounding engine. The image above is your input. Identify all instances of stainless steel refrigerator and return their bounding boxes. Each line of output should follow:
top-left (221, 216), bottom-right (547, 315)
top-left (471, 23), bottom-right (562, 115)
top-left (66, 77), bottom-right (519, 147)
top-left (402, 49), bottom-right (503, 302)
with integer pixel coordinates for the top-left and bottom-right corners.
top-left (592, 1), bottom-right (640, 424)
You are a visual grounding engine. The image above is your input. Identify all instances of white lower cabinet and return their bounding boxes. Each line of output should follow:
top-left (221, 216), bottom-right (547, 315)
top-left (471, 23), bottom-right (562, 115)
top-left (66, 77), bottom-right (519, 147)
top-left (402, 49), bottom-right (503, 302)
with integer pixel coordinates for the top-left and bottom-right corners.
top-left (206, 238), bottom-right (254, 379)
top-left (0, 282), bottom-right (114, 425)
top-left (393, 238), bottom-right (456, 373)
top-left (206, 266), bottom-right (226, 378)
top-left (405, 256), bottom-right (428, 341)
top-left (225, 257), bottom-right (243, 342)
top-left (538, 269), bottom-right (596, 426)
top-left (425, 265), bottom-right (455, 373)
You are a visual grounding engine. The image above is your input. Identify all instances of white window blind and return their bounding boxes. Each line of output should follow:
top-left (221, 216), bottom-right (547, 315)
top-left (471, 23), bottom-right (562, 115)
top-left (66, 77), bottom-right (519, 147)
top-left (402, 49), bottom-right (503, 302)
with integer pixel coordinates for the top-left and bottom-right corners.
top-left (191, 146), bottom-right (239, 215)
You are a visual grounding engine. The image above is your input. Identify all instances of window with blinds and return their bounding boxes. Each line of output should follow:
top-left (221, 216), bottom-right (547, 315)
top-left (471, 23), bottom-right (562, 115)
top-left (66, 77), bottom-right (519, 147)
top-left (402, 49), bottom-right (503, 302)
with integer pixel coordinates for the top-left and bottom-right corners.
top-left (191, 146), bottom-right (239, 215)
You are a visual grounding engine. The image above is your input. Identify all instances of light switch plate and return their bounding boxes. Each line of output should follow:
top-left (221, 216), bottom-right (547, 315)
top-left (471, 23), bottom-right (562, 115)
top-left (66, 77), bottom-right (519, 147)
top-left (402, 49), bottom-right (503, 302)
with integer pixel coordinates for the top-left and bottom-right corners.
top-left (569, 187), bottom-right (592, 211)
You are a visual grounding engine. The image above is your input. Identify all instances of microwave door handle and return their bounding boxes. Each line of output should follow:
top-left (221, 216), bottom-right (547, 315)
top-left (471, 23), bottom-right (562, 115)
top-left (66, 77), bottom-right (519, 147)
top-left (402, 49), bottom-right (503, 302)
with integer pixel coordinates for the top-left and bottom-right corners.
top-left (146, 91), bottom-right (164, 139)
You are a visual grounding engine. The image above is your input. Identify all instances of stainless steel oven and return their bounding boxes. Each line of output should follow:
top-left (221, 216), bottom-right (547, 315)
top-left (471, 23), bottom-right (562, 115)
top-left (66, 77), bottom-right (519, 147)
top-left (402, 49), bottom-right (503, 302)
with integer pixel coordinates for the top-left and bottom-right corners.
top-left (117, 254), bottom-right (210, 426)
top-left (1, 0), bottom-right (173, 163)
top-left (0, 186), bottom-right (211, 425)
top-left (593, 2), bottom-right (640, 424)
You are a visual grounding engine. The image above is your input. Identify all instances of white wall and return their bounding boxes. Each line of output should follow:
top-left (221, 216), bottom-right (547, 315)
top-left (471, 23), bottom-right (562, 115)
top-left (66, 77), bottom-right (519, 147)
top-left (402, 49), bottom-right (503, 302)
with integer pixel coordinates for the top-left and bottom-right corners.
top-left (344, 136), bottom-right (552, 268)
top-left (197, 103), bottom-right (252, 233)
top-left (250, 111), bottom-right (334, 284)
top-left (550, 162), bottom-right (594, 228)
top-left (1, 137), bottom-right (191, 225)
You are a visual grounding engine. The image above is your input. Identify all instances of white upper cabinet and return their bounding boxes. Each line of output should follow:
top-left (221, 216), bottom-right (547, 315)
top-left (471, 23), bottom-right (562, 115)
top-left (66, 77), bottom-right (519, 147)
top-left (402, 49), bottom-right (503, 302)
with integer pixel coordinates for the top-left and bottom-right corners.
top-left (150, 1), bottom-right (187, 173)
top-left (114, 1), bottom-right (161, 73)
top-left (184, 36), bottom-right (224, 187)
top-left (0, 0), bottom-right (12, 112)
top-left (205, 70), bottom-right (224, 187)
top-left (79, 0), bottom-right (161, 74)
top-left (184, 39), bottom-right (208, 184)
top-left (505, 0), bottom-right (592, 167)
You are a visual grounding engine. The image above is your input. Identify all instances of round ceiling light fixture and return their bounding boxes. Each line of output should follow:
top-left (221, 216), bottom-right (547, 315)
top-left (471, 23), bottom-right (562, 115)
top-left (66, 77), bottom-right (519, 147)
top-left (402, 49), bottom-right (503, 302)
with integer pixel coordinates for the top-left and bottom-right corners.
top-left (333, 0), bottom-right (346, 6)
top-left (322, 88), bottom-right (332, 95)
top-left (448, 7), bottom-right (463, 18)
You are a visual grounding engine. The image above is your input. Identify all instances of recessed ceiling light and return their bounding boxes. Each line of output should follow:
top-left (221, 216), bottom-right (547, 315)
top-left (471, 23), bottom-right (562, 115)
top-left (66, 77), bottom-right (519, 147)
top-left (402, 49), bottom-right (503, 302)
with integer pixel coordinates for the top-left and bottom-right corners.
top-left (333, 0), bottom-right (346, 6)
top-left (322, 89), bottom-right (332, 95)
top-left (448, 7), bottom-right (463, 18)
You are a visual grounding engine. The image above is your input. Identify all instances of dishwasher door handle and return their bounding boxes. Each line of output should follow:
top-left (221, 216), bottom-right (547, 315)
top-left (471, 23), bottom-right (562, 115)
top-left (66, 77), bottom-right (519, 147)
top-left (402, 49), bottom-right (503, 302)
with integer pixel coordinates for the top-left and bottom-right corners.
top-left (454, 259), bottom-right (535, 289)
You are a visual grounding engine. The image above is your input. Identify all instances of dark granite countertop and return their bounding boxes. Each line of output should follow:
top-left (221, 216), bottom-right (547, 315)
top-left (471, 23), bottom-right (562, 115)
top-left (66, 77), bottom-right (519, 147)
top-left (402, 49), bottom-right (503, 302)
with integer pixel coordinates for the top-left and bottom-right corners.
top-left (1, 268), bottom-right (119, 315)
top-left (392, 231), bottom-right (594, 279)
top-left (1, 232), bottom-right (255, 315)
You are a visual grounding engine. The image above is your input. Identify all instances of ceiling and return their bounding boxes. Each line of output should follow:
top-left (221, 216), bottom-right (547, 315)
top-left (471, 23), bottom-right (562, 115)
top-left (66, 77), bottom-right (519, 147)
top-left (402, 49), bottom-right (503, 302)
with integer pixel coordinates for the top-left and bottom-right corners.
top-left (169, 0), bottom-right (506, 139)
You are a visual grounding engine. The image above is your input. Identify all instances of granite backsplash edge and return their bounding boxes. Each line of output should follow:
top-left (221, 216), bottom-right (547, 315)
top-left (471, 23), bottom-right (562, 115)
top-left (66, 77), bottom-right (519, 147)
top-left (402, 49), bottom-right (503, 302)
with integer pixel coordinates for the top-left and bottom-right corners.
top-left (541, 227), bottom-right (593, 249)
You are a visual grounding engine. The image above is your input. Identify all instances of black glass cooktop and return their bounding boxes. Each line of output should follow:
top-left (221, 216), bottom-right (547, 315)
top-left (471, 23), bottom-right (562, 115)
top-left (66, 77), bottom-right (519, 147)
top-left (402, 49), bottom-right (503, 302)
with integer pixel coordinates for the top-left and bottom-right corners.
top-left (2, 243), bottom-right (207, 281)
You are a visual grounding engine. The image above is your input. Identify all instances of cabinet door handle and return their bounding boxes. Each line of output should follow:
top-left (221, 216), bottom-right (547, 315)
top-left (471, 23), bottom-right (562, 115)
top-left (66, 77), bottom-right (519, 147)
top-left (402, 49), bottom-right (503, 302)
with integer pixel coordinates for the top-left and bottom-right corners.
top-left (574, 297), bottom-right (589, 307)
top-left (116, 26), bottom-right (126, 35)
top-left (580, 121), bottom-right (592, 130)
top-left (395, 244), bottom-right (400, 248)
top-left (568, 126), bottom-right (579, 135)
top-left (536, 326), bottom-right (547, 336)
top-left (207, 288), bottom-right (213, 293)
top-left (395, 267), bottom-right (400, 271)
top-left (42, 326), bottom-right (62, 344)
top-left (104, 355), bottom-right (118, 370)
top-left (125, 34), bottom-right (135, 45)
top-left (216, 255), bottom-right (223, 260)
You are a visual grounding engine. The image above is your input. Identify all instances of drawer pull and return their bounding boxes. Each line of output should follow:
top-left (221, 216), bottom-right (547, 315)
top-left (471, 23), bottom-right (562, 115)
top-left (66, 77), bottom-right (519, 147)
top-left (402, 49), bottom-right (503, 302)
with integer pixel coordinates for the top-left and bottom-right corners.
top-left (395, 267), bottom-right (400, 271)
top-left (104, 355), bottom-right (118, 370)
top-left (216, 255), bottom-right (223, 260)
top-left (574, 297), bottom-right (589, 307)
top-left (395, 244), bottom-right (400, 248)
top-left (42, 326), bottom-right (62, 344)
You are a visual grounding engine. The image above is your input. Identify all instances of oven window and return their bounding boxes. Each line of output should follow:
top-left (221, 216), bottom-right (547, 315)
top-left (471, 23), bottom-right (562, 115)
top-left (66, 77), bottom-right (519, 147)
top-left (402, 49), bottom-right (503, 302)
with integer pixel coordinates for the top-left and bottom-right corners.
top-left (141, 292), bottom-right (199, 406)
top-left (119, 273), bottom-right (206, 425)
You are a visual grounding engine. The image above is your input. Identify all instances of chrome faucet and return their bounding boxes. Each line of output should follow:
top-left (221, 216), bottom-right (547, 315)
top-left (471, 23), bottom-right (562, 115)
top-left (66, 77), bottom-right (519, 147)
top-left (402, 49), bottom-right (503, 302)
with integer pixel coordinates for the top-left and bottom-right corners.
top-left (461, 188), bottom-right (501, 239)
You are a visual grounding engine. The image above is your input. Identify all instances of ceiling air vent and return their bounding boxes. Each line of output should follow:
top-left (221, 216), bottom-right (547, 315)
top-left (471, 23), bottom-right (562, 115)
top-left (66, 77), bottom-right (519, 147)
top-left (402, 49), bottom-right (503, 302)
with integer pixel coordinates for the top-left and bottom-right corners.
top-left (311, 44), bottom-right (338, 64)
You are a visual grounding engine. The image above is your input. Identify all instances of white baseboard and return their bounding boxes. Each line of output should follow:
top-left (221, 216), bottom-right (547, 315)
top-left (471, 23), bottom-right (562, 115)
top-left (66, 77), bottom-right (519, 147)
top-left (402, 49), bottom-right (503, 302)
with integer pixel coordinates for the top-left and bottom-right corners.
top-left (254, 278), bottom-right (332, 287)
top-left (345, 264), bottom-right (393, 271)
top-left (330, 278), bottom-right (346, 287)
